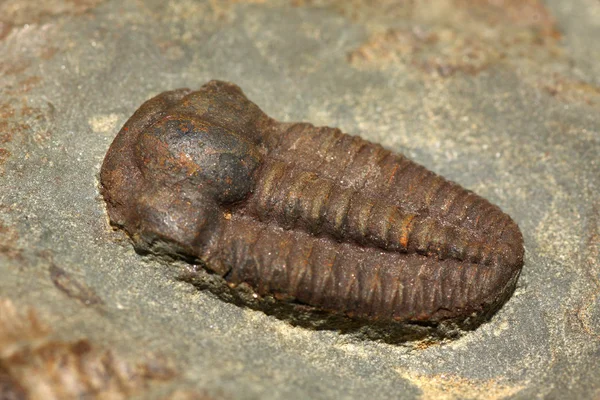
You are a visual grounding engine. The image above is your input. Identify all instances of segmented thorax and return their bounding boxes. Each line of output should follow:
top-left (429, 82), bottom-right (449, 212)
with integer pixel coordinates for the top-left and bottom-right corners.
top-left (100, 80), bottom-right (524, 324)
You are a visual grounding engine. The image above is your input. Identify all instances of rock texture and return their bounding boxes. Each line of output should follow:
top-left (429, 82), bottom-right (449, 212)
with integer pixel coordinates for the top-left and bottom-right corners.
top-left (0, 0), bottom-right (599, 398)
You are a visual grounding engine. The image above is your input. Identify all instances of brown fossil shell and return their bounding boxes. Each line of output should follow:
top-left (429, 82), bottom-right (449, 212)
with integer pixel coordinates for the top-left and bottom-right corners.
top-left (100, 80), bottom-right (524, 341)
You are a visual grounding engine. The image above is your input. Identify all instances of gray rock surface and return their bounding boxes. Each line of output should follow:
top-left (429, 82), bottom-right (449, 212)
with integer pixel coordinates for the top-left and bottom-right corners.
top-left (0, 0), bottom-right (598, 399)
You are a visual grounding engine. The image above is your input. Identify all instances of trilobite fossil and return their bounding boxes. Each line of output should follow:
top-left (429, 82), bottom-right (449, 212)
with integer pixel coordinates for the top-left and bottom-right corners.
top-left (100, 80), bottom-right (524, 341)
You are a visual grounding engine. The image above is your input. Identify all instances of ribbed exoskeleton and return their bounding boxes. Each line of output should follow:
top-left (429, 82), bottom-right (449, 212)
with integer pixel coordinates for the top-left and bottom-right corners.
top-left (100, 80), bottom-right (524, 333)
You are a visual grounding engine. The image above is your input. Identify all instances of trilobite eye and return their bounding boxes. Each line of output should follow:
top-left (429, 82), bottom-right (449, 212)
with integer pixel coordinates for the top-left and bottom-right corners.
top-left (135, 117), bottom-right (263, 204)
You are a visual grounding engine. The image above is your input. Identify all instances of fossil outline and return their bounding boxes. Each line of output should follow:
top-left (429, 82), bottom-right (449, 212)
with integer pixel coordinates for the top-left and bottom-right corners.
top-left (100, 80), bottom-right (524, 338)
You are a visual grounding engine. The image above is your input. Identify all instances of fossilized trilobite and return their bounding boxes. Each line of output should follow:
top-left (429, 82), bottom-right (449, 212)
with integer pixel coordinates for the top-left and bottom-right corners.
top-left (100, 80), bottom-right (524, 341)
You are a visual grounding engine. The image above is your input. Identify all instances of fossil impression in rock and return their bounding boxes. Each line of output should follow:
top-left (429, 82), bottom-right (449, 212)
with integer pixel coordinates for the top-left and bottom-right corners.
top-left (100, 80), bottom-right (524, 340)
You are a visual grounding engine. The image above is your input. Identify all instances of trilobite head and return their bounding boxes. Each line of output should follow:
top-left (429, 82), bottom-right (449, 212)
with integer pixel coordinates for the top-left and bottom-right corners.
top-left (101, 80), bottom-right (524, 339)
top-left (135, 116), bottom-right (263, 204)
